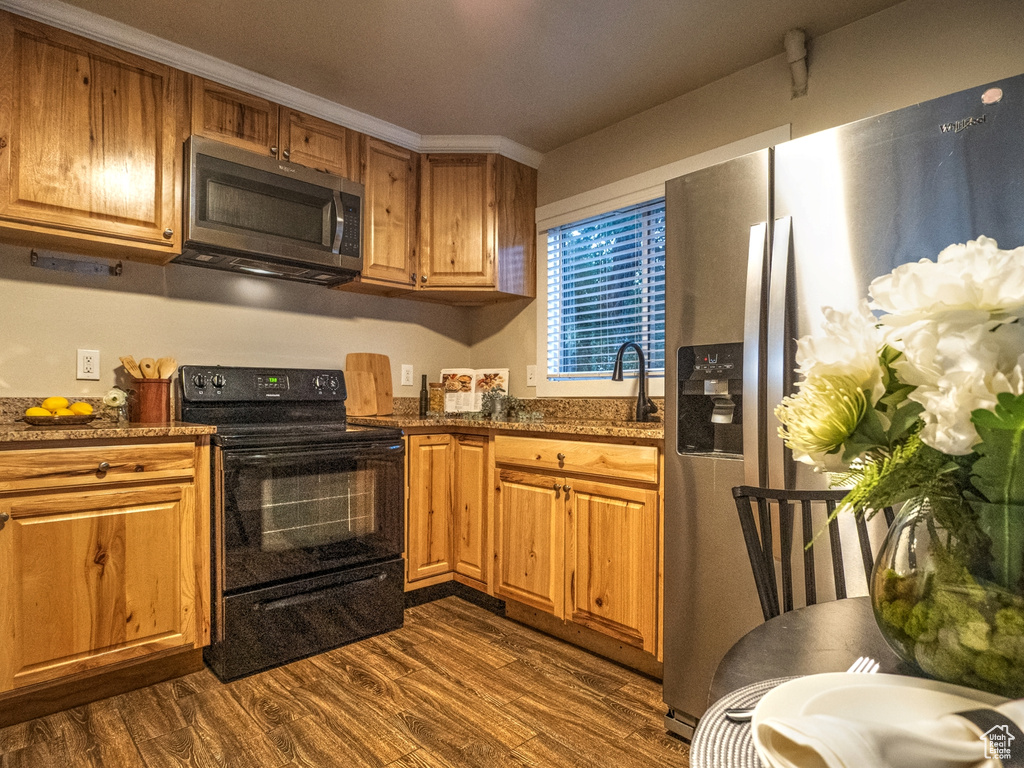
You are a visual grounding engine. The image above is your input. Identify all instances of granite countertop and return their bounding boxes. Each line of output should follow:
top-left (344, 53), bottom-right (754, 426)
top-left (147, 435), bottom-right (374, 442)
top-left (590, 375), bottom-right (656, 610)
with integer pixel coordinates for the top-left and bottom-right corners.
top-left (351, 415), bottom-right (664, 440)
top-left (0, 421), bottom-right (217, 443)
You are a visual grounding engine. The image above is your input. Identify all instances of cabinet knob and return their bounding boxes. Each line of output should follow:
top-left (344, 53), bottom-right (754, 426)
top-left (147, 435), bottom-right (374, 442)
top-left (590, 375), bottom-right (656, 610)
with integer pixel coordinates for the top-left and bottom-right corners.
top-left (553, 482), bottom-right (560, 492)
top-left (563, 484), bottom-right (571, 493)
top-left (420, 274), bottom-right (428, 283)
top-left (0, 512), bottom-right (9, 530)
top-left (162, 228), bottom-right (173, 239)
top-left (556, 453), bottom-right (566, 462)
top-left (270, 146), bottom-right (278, 156)
top-left (410, 272), bottom-right (417, 283)
top-left (97, 461), bottom-right (111, 473)
top-left (283, 149), bottom-right (290, 159)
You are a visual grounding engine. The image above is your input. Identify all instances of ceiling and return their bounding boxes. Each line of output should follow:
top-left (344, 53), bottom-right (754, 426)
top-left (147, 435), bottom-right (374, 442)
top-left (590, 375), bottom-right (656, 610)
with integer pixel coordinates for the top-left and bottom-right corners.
top-left (54, 0), bottom-right (906, 154)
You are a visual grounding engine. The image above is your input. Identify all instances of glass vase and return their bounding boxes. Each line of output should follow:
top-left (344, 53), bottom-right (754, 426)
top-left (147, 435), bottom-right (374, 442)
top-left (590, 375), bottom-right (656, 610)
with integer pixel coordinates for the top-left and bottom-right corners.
top-left (870, 494), bottom-right (1024, 697)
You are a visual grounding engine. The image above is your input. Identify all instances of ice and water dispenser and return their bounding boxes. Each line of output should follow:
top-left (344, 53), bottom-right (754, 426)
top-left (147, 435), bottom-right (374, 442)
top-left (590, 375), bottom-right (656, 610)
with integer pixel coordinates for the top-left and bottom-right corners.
top-left (677, 342), bottom-right (743, 455)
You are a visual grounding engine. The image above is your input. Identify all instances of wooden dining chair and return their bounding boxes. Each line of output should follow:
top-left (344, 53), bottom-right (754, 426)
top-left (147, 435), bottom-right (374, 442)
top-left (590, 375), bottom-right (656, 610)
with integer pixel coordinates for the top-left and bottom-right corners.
top-left (732, 485), bottom-right (895, 622)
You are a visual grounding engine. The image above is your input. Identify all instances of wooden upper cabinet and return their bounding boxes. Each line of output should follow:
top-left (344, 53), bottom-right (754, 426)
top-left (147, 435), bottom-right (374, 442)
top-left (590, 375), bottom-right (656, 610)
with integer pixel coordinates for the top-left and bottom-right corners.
top-left (191, 78), bottom-right (358, 180)
top-left (191, 78), bottom-right (279, 156)
top-left (0, 12), bottom-right (186, 263)
top-left (419, 153), bottom-right (496, 290)
top-left (337, 137), bottom-right (418, 295)
top-left (417, 153), bottom-right (536, 304)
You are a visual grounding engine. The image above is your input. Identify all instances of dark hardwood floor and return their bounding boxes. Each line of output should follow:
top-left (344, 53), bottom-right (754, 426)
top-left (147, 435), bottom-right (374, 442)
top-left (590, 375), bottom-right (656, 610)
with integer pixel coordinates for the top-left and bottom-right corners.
top-left (0, 597), bottom-right (690, 767)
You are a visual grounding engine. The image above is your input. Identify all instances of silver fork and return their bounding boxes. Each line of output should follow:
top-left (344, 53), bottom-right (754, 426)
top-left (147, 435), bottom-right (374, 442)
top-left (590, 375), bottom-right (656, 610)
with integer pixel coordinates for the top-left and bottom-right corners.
top-left (723, 656), bottom-right (879, 723)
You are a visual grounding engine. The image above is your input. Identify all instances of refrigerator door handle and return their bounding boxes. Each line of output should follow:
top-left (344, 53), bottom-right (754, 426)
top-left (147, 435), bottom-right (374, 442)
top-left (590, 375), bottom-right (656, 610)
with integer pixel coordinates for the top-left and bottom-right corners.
top-left (742, 221), bottom-right (769, 487)
top-left (766, 215), bottom-right (793, 489)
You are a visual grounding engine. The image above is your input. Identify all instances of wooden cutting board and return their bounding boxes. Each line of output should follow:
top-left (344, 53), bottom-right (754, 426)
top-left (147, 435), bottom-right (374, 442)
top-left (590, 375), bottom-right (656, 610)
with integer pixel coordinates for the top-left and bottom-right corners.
top-left (346, 353), bottom-right (393, 415)
top-left (343, 370), bottom-right (377, 416)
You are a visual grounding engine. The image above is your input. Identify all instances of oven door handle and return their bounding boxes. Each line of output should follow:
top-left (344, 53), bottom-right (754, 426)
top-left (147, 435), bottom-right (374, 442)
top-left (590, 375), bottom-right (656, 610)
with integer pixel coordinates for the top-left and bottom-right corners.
top-left (219, 441), bottom-right (404, 468)
top-left (254, 572), bottom-right (388, 612)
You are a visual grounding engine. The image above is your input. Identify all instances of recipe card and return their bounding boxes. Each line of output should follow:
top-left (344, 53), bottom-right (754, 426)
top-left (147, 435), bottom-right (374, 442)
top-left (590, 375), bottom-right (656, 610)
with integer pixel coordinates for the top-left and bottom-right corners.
top-left (440, 368), bottom-right (508, 413)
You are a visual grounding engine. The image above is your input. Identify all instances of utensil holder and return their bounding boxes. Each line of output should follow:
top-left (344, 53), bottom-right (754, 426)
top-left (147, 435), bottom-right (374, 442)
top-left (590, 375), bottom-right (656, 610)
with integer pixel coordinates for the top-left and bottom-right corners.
top-left (130, 378), bottom-right (171, 423)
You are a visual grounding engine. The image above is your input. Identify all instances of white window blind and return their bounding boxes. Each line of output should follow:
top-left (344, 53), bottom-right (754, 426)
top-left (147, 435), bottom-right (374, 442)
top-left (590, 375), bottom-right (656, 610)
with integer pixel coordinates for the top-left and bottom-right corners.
top-left (546, 198), bottom-right (665, 381)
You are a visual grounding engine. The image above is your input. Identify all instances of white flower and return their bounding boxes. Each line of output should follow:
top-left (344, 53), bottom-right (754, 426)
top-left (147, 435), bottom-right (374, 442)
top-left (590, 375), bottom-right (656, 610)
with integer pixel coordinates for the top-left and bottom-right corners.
top-left (103, 388), bottom-right (128, 408)
top-left (870, 236), bottom-right (1024, 322)
top-left (795, 301), bottom-right (885, 404)
top-left (775, 375), bottom-right (867, 469)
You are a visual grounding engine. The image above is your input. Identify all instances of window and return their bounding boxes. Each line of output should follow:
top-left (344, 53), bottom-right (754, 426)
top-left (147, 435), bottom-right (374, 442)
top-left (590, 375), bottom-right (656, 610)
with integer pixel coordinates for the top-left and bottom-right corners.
top-left (545, 198), bottom-right (665, 381)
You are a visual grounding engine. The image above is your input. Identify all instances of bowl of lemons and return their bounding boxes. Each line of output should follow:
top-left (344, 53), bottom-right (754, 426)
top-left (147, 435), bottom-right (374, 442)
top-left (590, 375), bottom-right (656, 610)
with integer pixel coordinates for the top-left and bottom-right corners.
top-left (22, 397), bottom-right (96, 426)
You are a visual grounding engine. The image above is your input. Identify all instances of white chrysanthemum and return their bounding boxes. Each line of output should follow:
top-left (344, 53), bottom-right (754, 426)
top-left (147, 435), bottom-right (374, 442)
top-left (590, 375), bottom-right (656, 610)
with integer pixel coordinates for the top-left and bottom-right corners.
top-left (103, 388), bottom-right (128, 407)
top-left (775, 375), bottom-right (867, 469)
top-left (795, 301), bottom-right (885, 403)
top-left (869, 236), bottom-right (1024, 322)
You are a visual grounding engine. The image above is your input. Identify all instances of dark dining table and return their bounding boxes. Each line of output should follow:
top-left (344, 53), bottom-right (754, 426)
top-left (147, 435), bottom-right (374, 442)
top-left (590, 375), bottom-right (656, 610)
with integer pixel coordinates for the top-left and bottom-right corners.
top-left (691, 596), bottom-right (920, 768)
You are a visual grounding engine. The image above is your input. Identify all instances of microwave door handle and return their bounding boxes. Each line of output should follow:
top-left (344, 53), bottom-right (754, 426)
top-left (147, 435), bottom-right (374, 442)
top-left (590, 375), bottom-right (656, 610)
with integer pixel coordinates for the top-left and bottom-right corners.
top-left (331, 190), bottom-right (344, 254)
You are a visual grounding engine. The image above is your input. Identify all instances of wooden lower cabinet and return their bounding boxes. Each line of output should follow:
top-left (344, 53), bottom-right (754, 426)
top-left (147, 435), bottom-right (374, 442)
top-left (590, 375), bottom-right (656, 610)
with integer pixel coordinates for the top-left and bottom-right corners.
top-left (406, 434), bottom-right (454, 582)
top-left (405, 433), bottom-right (491, 589)
top-left (494, 469), bottom-right (565, 616)
top-left (0, 437), bottom-right (210, 716)
top-left (565, 478), bottom-right (659, 654)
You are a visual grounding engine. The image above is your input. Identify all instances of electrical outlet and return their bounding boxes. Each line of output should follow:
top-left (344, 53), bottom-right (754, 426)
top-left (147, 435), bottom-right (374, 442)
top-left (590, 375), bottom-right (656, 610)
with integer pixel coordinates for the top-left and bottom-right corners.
top-left (401, 364), bottom-right (414, 386)
top-left (77, 349), bottom-right (100, 380)
top-left (526, 365), bottom-right (537, 387)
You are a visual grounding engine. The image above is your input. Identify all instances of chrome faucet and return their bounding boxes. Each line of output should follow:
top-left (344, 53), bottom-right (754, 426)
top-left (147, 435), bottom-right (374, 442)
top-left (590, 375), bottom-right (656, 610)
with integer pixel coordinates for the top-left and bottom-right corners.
top-left (611, 342), bottom-right (659, 422)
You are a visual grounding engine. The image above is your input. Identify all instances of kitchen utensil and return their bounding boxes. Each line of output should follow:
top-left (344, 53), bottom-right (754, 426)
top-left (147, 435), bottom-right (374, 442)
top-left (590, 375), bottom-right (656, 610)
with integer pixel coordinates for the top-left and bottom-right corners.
top-left (345, 353), bottom-right (393, 415)
top-left (130, 378), bottom-right (170, 423)
top-left (156, 356), bottom-right (178, 378)
top-left (119, 355), bottom-right (144, 379)
top-left (343, 370), bottom-right (377, 416)
top-left (139, 358), bottom-right (157, 378)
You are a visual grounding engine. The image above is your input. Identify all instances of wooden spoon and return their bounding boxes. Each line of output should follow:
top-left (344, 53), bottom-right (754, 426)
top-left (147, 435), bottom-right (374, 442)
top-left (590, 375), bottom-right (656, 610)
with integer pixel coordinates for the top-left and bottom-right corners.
top-left (156, 357), bottom-right (177, 379)
top-left (139, 358), bottom-right (157, 379)
top-left (119, 355), bottom-right (144, 379)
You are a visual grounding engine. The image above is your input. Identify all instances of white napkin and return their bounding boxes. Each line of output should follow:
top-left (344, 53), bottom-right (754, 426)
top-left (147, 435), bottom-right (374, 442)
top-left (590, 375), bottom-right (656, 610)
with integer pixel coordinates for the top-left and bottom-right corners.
top-left (755, 697), bottom-right (1024, 768)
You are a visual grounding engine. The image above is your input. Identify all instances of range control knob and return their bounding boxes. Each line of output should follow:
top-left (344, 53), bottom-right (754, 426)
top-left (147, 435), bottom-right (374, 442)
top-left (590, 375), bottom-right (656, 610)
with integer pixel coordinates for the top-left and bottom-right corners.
top-left (192, 373), bottom-right (206, 388)
top-left (211, 373), bottom-right (226, 389)
top-left (328, 376), bottom-right (340, 390)
top-left (313, 375), bottom-right (328, 389)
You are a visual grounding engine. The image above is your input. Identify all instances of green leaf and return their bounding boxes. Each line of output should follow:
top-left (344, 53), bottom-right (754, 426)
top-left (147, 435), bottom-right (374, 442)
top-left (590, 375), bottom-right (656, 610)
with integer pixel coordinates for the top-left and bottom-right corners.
top-left (969, 392), bottom-right (1024, 590)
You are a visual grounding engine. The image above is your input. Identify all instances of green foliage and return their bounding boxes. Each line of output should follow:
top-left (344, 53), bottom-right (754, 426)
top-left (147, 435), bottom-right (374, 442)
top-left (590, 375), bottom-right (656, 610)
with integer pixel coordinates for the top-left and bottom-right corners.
top-left (969, 392), bottom-right (1024, 590)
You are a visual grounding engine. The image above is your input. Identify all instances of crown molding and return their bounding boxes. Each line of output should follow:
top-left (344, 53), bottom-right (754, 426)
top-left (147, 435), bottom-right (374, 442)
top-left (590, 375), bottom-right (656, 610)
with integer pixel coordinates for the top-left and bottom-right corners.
top-left (0, 0), bottom-right (542, 168)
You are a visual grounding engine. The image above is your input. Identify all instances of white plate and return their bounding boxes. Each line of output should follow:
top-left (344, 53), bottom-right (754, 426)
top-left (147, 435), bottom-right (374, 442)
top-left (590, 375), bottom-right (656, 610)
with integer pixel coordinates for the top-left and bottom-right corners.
top-left (751, 673), bottom-right (1008, 768)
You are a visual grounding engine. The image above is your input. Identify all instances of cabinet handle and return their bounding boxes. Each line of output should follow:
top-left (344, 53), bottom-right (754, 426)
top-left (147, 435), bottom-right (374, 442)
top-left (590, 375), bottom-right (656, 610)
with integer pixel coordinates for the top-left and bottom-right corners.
top-left (0, 512), bottom-right (9, 531)
top-left (162, 228), bottom-right (173, 239)
top-left (97, 461), bottom-right (111, 473)
top-left (556, 453), bottom-right (566, 462)
top-left (563, 484), bottom-right (571, 493)
top-left (270, 146), bottom-right (278, 156)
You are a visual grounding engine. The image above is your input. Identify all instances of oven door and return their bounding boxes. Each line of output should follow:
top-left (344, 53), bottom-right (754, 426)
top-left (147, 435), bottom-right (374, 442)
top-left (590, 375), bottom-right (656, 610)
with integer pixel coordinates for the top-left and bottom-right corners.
top-left (217, 439), bottom-right (404, 592)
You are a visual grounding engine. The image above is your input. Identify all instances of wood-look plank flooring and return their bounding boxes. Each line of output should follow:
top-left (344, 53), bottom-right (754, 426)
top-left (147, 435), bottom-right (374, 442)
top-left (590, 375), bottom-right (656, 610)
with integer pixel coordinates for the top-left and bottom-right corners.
top-left (0, 597), bottom-right (690, 767)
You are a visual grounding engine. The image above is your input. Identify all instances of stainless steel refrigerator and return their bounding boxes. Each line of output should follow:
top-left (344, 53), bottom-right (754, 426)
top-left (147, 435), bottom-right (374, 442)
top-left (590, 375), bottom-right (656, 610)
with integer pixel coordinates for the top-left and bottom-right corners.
top-left (663, 72), bottom-right (1024, 738)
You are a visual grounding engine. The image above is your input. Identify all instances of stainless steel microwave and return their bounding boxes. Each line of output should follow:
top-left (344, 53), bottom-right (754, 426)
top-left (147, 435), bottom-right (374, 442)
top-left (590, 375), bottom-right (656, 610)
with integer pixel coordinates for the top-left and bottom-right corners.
top-left (174, 136), bottom-right (363, 285)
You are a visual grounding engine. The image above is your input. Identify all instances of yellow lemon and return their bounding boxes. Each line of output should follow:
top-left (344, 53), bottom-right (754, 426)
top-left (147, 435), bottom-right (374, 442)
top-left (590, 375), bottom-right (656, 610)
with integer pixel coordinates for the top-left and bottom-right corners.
top-left (41, 396), bottom-right (69, 411)
top-left (69, 402), bottom-right (93, 415)
top-left (25, 406), bottom-right (51, 417)
top-left (53, 408), bottom-right (76, 416)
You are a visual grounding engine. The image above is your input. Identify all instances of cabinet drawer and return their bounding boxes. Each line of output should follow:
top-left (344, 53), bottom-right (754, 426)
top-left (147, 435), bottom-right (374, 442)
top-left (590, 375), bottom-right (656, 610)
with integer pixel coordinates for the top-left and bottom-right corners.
top-left (0, 442), bottom-right (196, 493)
top-left (493, 436), bottom-right (658, 483)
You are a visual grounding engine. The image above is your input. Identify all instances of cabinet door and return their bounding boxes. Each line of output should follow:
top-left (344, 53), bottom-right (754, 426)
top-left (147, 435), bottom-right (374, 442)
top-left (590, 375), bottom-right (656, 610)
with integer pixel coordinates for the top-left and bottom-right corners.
top-left (0, 13), bottom-right (185, 262)
top-left (419, 154), bottom-right (495, 289)
top-left (0, 484), bottom-right (198, 693)
top-left (565, 478), bottom-right (659, 653)
top-left (359, 137), bottom-right (418, 288)
top-left (406, 434), bottom-right (453, 583)
top-left (494, 469), bottom-right (564, 617)
top-left (191, 77), bottom-right (279, 156)
top-left (453, 435), bottom-right (488, 585)
top-left (280, 108), bottom-right (358, 179)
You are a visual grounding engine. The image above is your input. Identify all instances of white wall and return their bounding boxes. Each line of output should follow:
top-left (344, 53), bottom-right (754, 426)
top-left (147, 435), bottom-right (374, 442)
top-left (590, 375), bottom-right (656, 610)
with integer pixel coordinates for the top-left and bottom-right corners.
top-left (0, 242), bottom-right (472, 398)
top-left (471, 0), bottom-right (1024, 397)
